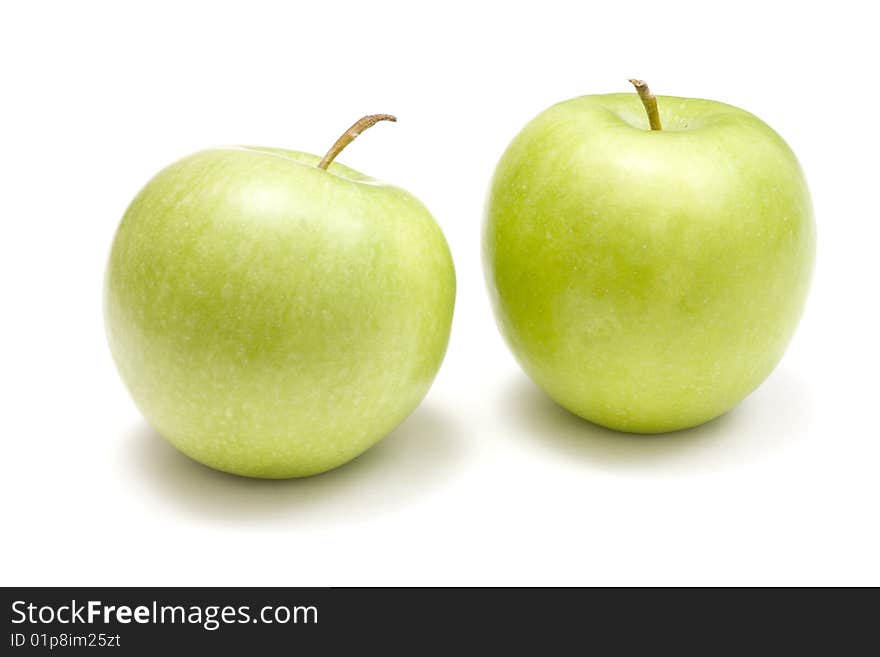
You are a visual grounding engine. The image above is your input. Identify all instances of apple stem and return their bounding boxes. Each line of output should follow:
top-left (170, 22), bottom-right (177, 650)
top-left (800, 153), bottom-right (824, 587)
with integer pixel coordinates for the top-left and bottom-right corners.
top-left (317, 114), bottom-right (397, 170)
top-left (628, 79), bottom-right (662, 131)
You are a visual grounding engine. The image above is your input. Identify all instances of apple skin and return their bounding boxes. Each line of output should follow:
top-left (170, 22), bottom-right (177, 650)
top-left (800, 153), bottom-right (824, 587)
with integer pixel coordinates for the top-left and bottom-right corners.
top-left (106, 147), bottom-right (455, 478)
top-left (484, 93), bottom-right (815, 433)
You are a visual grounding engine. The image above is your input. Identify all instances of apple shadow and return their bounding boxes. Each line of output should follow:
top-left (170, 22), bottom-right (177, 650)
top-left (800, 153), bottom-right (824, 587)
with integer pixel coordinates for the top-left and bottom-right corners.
top-left (503, 368), bottom-right (813, 474)
top-left (122, 402), bottom-right (466, 524)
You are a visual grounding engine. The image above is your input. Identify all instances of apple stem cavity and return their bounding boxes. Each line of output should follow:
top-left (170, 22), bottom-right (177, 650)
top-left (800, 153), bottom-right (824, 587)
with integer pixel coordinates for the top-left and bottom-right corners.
top-left (317, 114), bottom-right (397, 170)
top-left (628, 79), bottom-right (662, 131)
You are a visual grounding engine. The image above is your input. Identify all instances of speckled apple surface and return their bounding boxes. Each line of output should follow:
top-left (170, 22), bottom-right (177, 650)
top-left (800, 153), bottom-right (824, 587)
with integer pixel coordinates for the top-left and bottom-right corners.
top-left (105, 147), bottom-right (455, 478)
top-left (484, 93), bottom-right (815, 433)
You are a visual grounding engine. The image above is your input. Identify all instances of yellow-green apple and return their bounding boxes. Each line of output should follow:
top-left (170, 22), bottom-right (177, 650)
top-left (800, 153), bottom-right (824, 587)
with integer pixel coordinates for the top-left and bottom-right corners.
top-left (106, 115), bottom-right (455, 477)
top-left (484, 81), bottom-right (815, 433)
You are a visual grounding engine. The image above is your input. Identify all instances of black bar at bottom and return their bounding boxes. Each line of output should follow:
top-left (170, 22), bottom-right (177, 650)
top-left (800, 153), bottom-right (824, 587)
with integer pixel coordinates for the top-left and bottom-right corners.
top-left (1, 587), bottom-right (875, 653)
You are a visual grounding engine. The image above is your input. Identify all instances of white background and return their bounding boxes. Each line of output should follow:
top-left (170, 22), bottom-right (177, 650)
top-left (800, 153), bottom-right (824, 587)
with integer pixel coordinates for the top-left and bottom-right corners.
top-left (2, 1), bottom-right (877, 586)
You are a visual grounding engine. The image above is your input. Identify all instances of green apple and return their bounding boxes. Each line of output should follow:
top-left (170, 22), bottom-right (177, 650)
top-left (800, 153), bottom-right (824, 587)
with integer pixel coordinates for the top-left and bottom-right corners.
top-left (106, 115), bottom-right (455, 478)
top-left (484, 81), bottom-right (815, 433)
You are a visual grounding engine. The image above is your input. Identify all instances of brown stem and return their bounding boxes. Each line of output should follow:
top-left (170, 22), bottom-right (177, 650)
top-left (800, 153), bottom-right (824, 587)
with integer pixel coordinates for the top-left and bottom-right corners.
top-left (628, 79), bottom-right (662, 131)
top-left (317, 114), bottom-right (397, 170)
